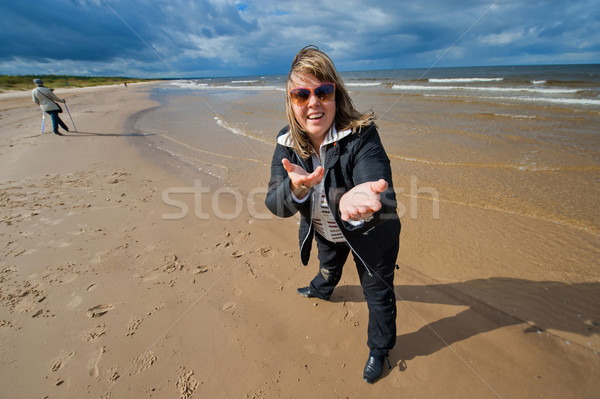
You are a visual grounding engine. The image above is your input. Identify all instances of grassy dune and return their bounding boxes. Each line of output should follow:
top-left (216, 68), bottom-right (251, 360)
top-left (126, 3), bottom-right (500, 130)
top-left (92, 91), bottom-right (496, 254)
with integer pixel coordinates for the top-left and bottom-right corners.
top-left (0, 75), bottom-right (156, 92)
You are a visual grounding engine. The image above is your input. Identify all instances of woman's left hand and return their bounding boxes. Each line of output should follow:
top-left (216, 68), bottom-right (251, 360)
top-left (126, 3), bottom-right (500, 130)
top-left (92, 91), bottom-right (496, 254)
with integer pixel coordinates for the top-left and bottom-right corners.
top-left (339, 179), bottom-right (388, 221)
top-left (282, 158), bottom-right (324, 199)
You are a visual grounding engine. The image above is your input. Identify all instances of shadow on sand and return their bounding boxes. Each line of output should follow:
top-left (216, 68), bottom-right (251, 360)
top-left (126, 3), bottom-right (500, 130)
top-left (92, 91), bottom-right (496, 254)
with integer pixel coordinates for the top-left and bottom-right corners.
top-left (29, 131), bottom-right (154, 138)
top-left (57, 130), bottom-right (154, 137)
top-left (332, 276), bottom-right (599, 369)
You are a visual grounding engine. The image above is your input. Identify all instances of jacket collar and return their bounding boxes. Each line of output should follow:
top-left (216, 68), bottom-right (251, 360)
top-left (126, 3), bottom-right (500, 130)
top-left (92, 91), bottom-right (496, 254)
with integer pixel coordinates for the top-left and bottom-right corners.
top-left (277, 125), bottom-right (352, 149)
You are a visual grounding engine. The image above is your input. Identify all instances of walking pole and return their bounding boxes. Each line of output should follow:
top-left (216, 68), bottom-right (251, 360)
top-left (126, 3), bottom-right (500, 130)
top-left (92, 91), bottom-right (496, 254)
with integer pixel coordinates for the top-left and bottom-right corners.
top-left (64, 102), bottom-right (77, 132)
top-left (42, 112), bottom-right (45, 133)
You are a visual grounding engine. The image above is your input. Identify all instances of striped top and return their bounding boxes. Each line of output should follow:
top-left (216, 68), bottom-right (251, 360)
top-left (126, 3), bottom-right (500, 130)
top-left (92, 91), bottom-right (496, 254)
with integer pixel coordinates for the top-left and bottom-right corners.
top-left (311, 165), bottom-right (345, 242)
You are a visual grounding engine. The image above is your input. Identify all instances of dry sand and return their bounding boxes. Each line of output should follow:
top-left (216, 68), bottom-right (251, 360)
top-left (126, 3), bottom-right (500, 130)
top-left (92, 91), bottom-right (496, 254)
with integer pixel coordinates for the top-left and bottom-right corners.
top-left (0, 83), bottom-right (598, 398)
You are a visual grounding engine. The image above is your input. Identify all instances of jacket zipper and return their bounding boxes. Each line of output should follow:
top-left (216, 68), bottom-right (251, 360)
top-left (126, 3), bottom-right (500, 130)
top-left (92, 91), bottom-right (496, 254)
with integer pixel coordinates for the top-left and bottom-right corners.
top-left (296, 153), bottom-right (314, 257)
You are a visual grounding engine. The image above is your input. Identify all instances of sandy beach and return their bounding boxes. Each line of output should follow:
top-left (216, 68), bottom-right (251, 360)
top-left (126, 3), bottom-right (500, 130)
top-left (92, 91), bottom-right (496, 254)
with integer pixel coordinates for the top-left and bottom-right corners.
top-left (1, 81), bottom-right (599, 398)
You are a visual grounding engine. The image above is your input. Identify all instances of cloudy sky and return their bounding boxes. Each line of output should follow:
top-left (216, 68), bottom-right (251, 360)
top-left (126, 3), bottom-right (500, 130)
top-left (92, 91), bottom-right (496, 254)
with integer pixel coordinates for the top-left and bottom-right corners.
top-left (1, 0), bottom-right (598, 78)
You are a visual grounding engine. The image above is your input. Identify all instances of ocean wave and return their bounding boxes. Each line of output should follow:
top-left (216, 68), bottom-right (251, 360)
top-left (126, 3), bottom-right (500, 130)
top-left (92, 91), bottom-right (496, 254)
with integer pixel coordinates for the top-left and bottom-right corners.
top-left (168, 81), bottom-right (209, 89)
top-left (428, 93), bottom-right (600, 107)
top-left (477, 113), bottom-right (538, 119)
top-left (213, 116), bottom-right (273, 147)
top-left (166, 80), bottom-right (284, 91)
top-left (428, 77), bottom-right (504, 83)
top-left (213, 85), bottom-right (286, 91)
top-left (194, 84), bottom-right (284, 91)
top-left (392, 84), bottom-right (581, 94)
top-left (513, 96), bottom-right (600, 106)
top-left (346, 82), bottom-right (382, 87)
top-left (230, 80), bottom-right (259, 84)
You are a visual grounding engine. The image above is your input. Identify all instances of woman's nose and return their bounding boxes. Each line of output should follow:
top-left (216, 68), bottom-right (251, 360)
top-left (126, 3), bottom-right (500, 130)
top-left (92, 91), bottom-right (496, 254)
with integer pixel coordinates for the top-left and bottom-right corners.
top-left (307, 92), bottom-right (320, 106)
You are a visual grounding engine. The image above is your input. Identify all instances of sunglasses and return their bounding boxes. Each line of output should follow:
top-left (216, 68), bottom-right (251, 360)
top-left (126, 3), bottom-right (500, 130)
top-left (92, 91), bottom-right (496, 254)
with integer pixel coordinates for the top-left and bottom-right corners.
top-left (289, 83), bottom-right (336, 106)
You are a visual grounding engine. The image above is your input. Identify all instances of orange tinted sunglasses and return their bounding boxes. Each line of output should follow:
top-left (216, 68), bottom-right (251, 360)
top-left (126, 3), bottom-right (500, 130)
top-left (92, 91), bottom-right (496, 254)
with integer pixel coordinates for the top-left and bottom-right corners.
top-left (289, 83), bottom-right (336, 106)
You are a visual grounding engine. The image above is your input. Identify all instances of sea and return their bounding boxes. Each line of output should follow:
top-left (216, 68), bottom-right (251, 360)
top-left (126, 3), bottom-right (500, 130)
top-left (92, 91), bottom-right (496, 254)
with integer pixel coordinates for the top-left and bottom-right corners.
top-left (165, 63), bottom-right (600, 107)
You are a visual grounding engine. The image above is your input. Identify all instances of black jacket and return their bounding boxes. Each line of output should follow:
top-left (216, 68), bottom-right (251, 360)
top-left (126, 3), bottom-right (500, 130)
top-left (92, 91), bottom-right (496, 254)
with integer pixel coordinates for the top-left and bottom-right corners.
top-left (265, 123), bottom-right (401, 274)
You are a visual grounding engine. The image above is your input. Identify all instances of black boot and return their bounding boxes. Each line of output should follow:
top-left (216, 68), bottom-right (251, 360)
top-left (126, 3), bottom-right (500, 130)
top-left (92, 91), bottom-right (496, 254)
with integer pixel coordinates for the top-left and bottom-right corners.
top-left (297, 286), bottom-right (330, 301)
top-left (363, 352), bottom-right (391, 383)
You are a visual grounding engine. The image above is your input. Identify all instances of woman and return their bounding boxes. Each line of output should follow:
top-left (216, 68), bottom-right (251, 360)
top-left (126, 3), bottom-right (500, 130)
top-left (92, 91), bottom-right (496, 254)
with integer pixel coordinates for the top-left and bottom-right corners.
top-left (265, 46), bottom-right (401, 383)
top-left (32, 78), bottom-right (69, 135)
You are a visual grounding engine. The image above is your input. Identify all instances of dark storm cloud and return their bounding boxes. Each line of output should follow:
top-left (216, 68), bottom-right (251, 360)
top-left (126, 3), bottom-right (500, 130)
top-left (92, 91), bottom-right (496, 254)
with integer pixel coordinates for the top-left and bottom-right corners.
top-left (0, 0), bottom-right (597, 77)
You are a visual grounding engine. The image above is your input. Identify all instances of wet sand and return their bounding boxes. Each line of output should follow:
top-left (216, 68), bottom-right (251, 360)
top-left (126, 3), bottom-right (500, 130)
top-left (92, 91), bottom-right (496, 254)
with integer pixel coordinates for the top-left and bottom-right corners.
top-left (0, 83), bottom-right (598, 398)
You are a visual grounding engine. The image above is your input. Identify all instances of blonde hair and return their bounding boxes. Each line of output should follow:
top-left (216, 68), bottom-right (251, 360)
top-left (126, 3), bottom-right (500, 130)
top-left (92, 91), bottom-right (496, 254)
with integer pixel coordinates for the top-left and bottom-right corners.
top-left (285, 45), bottom-right (375, 159)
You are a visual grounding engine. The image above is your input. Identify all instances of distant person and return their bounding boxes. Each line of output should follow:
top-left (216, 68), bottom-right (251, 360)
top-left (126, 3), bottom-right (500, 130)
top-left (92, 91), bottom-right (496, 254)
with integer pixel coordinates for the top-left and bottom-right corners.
top-left (124, 82), bottom-right (127, 87)
top-left (265, 46), bottom-right (401, 383)
top-left (32, 79), bottom-right (69, 136)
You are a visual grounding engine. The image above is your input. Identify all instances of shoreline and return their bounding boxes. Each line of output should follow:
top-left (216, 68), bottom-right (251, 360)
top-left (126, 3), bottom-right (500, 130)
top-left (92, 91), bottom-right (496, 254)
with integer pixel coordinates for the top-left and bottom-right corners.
top-left (1, 83), bottom-right (599, 398)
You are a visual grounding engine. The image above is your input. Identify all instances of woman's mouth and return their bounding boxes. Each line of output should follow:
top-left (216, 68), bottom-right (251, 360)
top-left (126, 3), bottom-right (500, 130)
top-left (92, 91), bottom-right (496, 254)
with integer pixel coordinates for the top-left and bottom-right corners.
top-left (307, 112), bottom-right (324, 120)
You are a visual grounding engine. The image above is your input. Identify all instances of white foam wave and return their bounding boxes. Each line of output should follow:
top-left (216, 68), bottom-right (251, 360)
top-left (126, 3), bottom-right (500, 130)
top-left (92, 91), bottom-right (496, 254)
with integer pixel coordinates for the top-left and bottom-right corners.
top-left (428, 77), bottom-right (504, 83)
top-left (422, 93), bottom-right (600, 107)
top-left (231, 80), bottom-right (259, 84)
top-left (213, 116), bottom-right (273, 145)
top-left (393, 84), bottom-right (580, 94)
top-left (510, 96), bottom-right (600, 106)
top-left (532, 80), bottom-right (547, 85)
top-left (493, 113), bottom-right (537, 119)
top-left (480, 95), bottom-right (600, 106)
top-left (207, 84), bottom-right (285, 92)
top-left (215, 116), bottom-right (244, 136)
top-left (346, 82), bottom-right (382, 87)
top-left (172, 83), bottom-right (284, 92)
top-left (166, 80), bottom-right (284, 91)
top-left (168, 81), bottom-right (209, 89)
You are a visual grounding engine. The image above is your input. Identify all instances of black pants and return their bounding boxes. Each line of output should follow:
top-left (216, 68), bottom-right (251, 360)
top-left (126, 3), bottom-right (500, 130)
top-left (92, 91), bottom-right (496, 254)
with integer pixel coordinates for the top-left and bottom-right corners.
top-left (47, 110), bottom-right (69, 133)
top-left (310, 233), bottom-right (397, 356)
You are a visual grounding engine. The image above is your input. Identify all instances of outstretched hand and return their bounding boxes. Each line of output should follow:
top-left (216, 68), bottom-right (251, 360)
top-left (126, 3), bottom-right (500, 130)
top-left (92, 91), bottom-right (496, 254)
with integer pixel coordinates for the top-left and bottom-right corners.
top-left (282, 158), bottom-right (324, 198)
top-left (339, 179), bottom-right (388, 221)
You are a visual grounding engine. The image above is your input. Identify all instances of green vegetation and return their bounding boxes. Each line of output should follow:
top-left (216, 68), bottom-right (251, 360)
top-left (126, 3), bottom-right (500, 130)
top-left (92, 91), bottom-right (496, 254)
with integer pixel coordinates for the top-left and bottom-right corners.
top-left (0, 75), bottom-right (156, 92)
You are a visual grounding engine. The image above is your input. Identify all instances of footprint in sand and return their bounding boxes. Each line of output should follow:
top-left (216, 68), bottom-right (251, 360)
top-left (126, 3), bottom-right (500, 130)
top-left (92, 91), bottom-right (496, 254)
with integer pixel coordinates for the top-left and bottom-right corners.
top-left (258, 247), bottom-right (274, 257)
top-left (132, 350), bottom-right (158, 374)
top-left (176, 370), bottom-right (199, 399)
top-left (51, 351), bottom-right (75, 372)
top-left (126, 317), bottom-right (143, 337)
top-left (231, 250), bottom-right (245, 258)
top-left (88, 346), bottom-right (105, 378)
top-left (86, 304), bottom-right (115, 318)
top-left (85, 325), bottom-right (106, 342)
top-left (233, 273), bottom-right (242, 296)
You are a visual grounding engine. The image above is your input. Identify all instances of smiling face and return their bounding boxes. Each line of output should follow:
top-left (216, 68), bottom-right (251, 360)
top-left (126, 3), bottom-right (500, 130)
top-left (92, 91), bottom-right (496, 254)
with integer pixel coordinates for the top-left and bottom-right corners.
top-left (289, 73), bottom-right (336, 149)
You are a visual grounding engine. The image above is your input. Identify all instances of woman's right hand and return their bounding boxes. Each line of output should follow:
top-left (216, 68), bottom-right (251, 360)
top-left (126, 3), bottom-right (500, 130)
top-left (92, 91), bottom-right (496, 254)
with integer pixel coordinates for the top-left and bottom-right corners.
top-left (339, 179), bottom-right (388, 221)
top-left (282, 158), bottom-right (324, 199)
